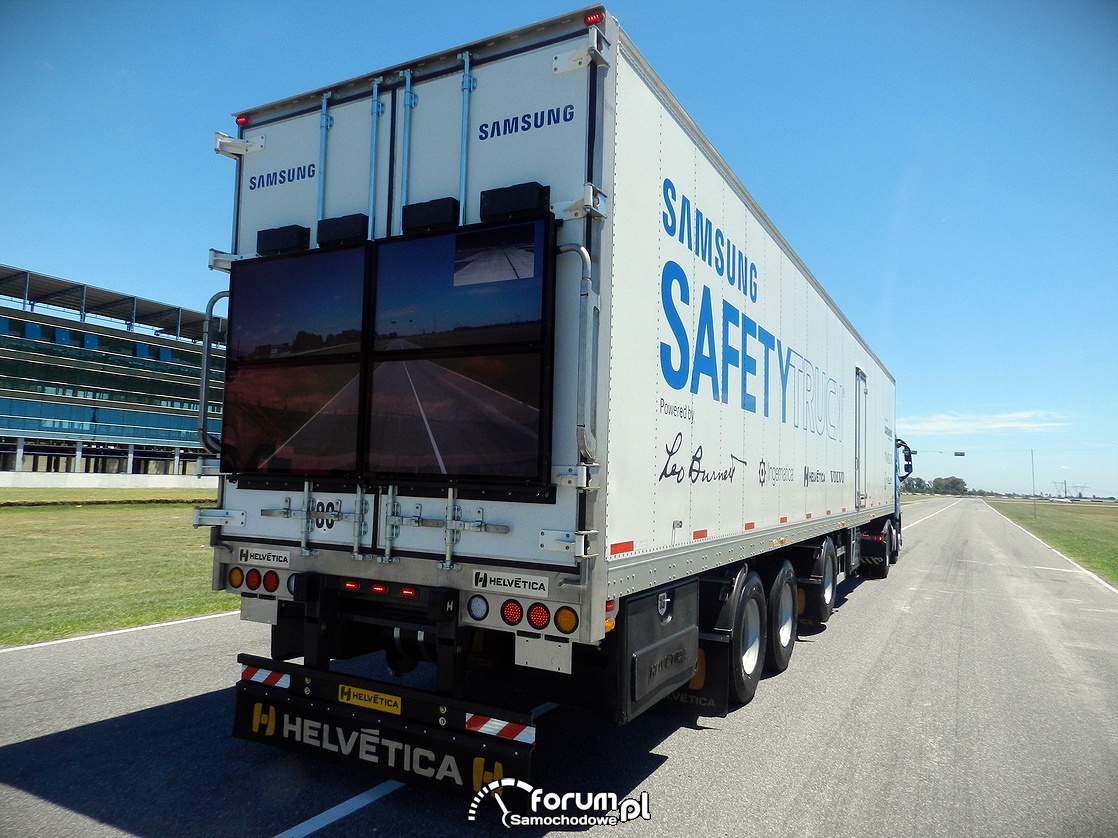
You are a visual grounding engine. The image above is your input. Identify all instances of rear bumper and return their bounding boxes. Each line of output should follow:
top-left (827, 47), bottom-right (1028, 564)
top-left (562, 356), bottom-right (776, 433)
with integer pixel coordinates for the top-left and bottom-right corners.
top-left (233, 654), bottom-right (534, 791)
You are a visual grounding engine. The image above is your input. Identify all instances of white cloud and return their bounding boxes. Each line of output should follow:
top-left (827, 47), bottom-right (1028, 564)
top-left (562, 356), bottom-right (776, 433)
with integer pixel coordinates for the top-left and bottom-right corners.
top-left (898, 411), bottom-right (1070, 436)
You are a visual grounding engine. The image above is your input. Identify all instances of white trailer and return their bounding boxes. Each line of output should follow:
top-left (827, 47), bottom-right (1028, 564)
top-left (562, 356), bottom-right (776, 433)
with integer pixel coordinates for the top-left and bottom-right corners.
top-left (196, 6), bottom-right (912, 791)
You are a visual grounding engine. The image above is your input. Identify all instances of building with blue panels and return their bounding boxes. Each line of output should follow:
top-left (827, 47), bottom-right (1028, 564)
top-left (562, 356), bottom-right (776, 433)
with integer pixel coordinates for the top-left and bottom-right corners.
top-left (0, 265), bottom-right (224, 475)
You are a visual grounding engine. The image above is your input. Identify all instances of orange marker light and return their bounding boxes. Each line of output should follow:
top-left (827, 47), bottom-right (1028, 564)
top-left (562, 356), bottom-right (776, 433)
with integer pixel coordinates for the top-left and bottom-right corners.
top-left (555, 607), bottom-right (578, 634)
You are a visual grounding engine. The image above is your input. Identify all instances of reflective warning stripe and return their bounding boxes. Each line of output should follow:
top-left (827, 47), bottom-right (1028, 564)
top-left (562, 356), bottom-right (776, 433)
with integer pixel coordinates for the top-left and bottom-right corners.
top-left (241, 664), bottom-right (290, 689)
top-left (465, 713), bottom-right (536, 745)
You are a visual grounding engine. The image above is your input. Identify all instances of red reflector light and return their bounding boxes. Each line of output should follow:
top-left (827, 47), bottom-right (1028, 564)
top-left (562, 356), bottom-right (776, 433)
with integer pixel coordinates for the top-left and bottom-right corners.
top-left (370, 582), bottom-right (389, 595)
top-left (263, 570), bottom-right (279, 593)
top-left (527, 603), bottom-right (550, 630)
top-left (605, 600), bottom-right (616, 613)
top-left (235, 115), bottom-right (249, 126)
top-left (501, 599), bottom-right (523, 626)
top-left (584, 12), bottom-right (604, 26)
top-left (400, 586), bottom-right (419, 598)
top-left (343, 580), bottom-right (360, 591)
top-left (245, 568), bottom-right (262, 590)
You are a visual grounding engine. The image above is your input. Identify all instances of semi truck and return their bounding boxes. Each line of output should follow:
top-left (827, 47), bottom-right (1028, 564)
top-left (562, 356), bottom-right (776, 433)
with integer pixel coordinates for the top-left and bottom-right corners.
top-left (195, 6), bottom-right (913, 791)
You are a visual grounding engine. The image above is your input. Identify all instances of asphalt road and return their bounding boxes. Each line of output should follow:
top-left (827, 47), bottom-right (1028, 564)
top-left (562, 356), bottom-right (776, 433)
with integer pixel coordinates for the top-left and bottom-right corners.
top-left (368, 354), bottom-right (539, 476)
top-left (2, 498), bottom-right (1116, 837)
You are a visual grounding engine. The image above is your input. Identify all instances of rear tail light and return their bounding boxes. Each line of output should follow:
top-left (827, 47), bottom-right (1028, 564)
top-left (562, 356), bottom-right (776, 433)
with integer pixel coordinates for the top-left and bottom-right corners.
top-left (501, 599), bottom-right (523, 626)
top-left (228, 566), bottom-right (244, 588)
top-left (245, 568), bottom-right (262, 590)
top-left (526, 603), bottom-right (551, 630)
top-left (343, 580), bottom-right (361, 591)
top-left (263, 570), bottom-right (279, 593)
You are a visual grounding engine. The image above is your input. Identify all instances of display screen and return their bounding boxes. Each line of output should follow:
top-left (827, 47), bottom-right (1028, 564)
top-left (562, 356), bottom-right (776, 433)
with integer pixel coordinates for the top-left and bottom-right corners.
top-left (366, 219), bottom-right (552, 483)
top-left (373, 222), bottom-right (545, 350)
top-left (366, 352), bottom-right (543, 478)
top-left (222, 244), bottom-right (367, 475)
top-left (228, 246), bottom-right (366, 363)
top-left (217, 217), bottom-right (553, 484)
top-left (221, 361), bottom-right (361, 474)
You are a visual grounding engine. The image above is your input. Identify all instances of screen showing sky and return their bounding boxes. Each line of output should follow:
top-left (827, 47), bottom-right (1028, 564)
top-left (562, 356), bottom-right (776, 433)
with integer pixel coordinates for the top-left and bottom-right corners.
top-left (374, 222), bottom-right (544, 350)
top-left (228, 246), bottom-right (365, 363)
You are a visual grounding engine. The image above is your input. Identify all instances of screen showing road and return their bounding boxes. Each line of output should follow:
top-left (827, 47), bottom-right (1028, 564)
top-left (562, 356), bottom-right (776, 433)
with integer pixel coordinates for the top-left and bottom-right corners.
top-left (222, 245), bottom-right (367, 474)
top-left (221, 361), bottom-right (361, 474)
top-left (366, 219), bottom-right (552, 482)
top-left (217, 219), bottom-right (552, 481)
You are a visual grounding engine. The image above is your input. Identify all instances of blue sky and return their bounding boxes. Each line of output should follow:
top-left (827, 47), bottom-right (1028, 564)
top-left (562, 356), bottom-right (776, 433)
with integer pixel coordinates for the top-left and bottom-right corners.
top-left (2, 0), bottom-right (1116, 496)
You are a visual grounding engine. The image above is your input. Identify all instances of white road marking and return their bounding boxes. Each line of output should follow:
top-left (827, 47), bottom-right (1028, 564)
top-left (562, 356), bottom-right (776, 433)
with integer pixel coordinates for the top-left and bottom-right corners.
top-left (272, 781), bottom-right (404, 838)
top-left (0, 610), bottom-right (239, 654)
top-left (903, 499), bottom-right (962, 528)
top-left (402, 360), bottom-right (447, 474)
top-left (985, 503), bottom-right (1118, 596)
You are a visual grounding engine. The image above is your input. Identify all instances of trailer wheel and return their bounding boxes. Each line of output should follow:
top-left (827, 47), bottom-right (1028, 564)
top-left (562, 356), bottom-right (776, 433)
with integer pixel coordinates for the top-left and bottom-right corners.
top-left (765, 561), bottom-right (797, 672)
top-left (805, 539), bottom-right (838, 624)
top-left (730, 572), bottom-right (767, 705)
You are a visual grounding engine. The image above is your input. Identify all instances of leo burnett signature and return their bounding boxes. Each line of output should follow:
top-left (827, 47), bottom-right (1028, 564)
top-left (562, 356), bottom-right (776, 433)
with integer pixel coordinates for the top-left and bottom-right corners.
top-left (659, 432), bottom-right (747, 484)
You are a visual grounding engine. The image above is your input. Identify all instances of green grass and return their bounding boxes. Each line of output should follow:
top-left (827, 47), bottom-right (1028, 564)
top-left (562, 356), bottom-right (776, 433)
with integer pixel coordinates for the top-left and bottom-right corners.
top-left (987, 500), bottom-right (1118, 586)
top-left (0, 487), bottom-right (217, 506)
top-left (0, 500), bottom-right (235, 648)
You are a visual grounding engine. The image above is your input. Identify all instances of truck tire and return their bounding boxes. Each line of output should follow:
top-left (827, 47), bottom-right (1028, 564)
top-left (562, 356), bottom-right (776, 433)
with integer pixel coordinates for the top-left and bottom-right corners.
top-left (765, 561), bottom-right (797, 672)
top-left (888, 523), bottom-right (901, 564)
top-left (730, 572), bottom-right (767, 705)
top-left (804, 539), bottom-right (838, 624)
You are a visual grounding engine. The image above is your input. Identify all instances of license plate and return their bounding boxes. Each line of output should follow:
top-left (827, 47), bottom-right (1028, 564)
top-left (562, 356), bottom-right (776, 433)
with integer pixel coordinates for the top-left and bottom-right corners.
top-left (338, 683), bottom-right (402, 715)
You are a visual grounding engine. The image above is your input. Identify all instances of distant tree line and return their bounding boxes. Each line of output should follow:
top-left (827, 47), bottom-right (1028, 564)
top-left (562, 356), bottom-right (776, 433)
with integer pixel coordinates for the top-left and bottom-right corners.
top-left (902, 476), bottom-right (1116, 500)
top-left (902, 476), bottom-right (968, 495)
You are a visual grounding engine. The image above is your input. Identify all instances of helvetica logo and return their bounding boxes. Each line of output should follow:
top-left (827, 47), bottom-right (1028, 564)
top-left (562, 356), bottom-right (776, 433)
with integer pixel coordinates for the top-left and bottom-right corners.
top-left (252, 703), bottom-right (276, 736)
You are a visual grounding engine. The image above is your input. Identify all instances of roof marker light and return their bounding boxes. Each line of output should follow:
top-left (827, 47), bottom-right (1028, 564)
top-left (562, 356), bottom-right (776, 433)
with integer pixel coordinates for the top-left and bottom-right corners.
top-left (584, 12), bottom-right (605, 26)
top-left (235, 115), bottom-right (250, 126)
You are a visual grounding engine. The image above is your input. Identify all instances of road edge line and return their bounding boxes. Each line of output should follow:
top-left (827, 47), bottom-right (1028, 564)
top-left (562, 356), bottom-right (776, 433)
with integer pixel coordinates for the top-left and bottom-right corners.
top-left (0, 609), bottom-right (240, 654)
top-left (984, 502), bottom-right (1118, 597)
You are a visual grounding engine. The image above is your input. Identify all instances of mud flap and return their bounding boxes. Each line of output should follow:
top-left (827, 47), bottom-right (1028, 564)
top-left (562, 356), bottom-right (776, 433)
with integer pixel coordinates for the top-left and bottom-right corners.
top-left (233, 655), bottom-right (532, 792)
top-left (663, 633), bottom-right (730, 717)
